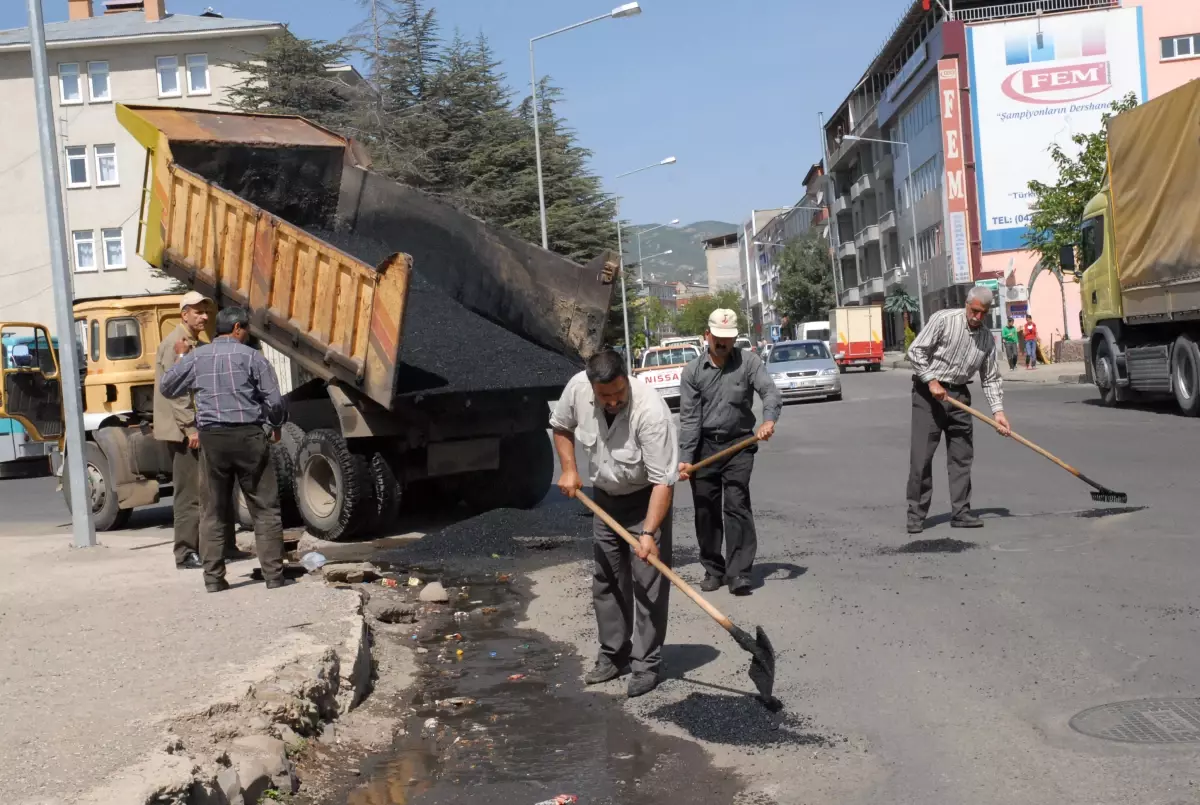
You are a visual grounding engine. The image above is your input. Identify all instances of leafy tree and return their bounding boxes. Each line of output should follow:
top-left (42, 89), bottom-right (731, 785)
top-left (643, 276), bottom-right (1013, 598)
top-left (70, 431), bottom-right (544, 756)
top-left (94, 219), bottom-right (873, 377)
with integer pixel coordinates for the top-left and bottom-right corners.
top-left (884, 287), bottom-right (920, 330)
top-left (676, 289), bottom-right (747, 336)
top-left (1024, 93), bottom-right (1139, 272)
top-left (774, 231), bottom-right (836, 325)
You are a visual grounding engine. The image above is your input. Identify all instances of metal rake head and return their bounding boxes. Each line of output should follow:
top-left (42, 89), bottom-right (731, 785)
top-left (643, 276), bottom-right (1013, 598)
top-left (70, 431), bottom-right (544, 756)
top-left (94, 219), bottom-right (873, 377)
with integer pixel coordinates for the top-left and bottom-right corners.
top-left (1091, 489), bottom-right (1128, 504)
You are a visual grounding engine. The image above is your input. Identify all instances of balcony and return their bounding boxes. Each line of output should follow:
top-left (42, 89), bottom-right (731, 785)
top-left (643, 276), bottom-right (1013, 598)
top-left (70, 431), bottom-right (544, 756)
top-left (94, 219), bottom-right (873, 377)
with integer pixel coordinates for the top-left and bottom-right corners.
top-left (878, 209), bottom-right (897, 234)
top-left (875, 152), bottom-right (894, 179)
top-left (863, 276), bottom-right (886, 297)
top-left (837, 240), bottom-right (857, 260)
top-left (885, 266), bottom-right (906, 287)
top-left (854, 224), bottom-right (880, 248)
top-left (841, 287), bottom-right (861, 305)
top-left (849, 172), bottom-right (875, 201)
top-left (831, 194), bottom-right (849, 216)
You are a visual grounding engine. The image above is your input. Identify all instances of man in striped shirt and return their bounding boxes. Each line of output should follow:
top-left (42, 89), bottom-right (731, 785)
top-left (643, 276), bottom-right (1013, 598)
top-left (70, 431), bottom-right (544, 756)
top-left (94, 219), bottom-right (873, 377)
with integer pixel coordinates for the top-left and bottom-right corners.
top-left (905, 286), bottom-right (1012, 534)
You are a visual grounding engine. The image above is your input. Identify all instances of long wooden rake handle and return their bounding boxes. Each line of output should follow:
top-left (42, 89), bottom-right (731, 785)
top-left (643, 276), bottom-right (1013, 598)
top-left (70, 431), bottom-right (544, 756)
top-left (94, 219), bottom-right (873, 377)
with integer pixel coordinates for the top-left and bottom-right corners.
top-left (682, 435), bottom-right (760, 475)
top-left (942, 395), bottom-right (1089, 484)
top-left (574, 490), bottom-right (735, 632)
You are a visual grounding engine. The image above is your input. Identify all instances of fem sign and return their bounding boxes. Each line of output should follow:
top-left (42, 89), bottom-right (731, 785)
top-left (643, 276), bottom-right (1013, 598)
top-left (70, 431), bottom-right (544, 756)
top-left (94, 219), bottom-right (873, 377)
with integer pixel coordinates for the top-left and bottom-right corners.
top-left (967, 7), bottom-right (1147, 253)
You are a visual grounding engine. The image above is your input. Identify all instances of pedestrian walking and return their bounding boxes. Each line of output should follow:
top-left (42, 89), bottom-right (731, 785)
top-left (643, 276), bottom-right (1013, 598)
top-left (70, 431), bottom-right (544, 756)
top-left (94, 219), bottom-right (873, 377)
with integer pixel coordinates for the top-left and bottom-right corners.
top-left (551, 350), bottom-right (679, 698)
top-left (678, 309), bottom-right (781, 596)
top-left (1002, 317), bottom-right (1020, 370)
top-left (1023, 316), bottom-right (1039, 368)
top-left (905, 286), bottom-right (1012, 534)
top-left (160, 306), bottom-right (289, 593)
top-left (154, 291), bottom-right (209, 570)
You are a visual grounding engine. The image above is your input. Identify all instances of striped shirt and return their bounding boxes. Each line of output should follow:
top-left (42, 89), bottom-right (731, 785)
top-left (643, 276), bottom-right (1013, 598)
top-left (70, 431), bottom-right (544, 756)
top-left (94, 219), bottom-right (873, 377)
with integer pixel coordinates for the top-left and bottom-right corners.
top-left (908, 308), bottom-right (1004, 413)
top-left (160, 336), bottom-right (287, 430)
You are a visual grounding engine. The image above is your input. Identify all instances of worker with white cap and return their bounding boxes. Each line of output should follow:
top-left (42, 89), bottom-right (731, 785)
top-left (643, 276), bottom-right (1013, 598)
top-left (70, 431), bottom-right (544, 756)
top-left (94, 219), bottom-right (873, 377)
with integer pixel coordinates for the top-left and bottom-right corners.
top-left (154, 291), bottom-right (211, 570)
top-left (678, 309), bottom-right (781, 596)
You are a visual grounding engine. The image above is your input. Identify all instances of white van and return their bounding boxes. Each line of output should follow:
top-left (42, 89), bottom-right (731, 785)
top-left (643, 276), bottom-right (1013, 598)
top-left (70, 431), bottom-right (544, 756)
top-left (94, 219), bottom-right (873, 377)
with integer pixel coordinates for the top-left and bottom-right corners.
top-left (800, 320), bottom-right (832, 351)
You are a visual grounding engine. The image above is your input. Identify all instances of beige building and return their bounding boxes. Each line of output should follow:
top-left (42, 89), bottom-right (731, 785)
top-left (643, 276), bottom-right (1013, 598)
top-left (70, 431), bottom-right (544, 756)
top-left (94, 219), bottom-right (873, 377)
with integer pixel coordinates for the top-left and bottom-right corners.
top-left (702, 232), bottom-right (740, 293)
top-left (0, 0), bottom-right (282, 327)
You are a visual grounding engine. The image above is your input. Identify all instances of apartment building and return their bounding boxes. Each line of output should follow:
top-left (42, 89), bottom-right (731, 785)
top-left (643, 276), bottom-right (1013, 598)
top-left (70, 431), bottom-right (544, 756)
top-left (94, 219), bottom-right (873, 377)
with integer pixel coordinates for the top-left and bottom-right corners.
top-left (0, 0), bottom-right (282, 327)
top-left (820, 0), bottom-right (1200, 349)
top-left (703, 232), bottom-right (741, 293)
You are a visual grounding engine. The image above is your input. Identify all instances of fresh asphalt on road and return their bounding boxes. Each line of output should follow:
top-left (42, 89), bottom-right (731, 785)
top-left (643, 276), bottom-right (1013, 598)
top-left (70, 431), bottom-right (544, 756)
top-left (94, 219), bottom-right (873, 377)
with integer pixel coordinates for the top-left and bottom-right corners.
top-left (3, 367), bottom-right (1197, 804)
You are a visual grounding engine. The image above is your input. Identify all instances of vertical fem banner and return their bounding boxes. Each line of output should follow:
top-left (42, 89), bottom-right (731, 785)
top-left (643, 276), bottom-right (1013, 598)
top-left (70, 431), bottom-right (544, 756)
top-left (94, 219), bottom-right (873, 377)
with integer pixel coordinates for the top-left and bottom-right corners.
top-left (937, 57), bottom-right (972, 285)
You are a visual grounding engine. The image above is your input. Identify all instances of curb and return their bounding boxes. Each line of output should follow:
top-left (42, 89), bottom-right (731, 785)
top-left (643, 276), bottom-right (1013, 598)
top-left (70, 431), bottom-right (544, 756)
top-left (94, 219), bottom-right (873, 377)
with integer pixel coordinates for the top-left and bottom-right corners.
top-left (886, 360), bottom-right (1087, 385)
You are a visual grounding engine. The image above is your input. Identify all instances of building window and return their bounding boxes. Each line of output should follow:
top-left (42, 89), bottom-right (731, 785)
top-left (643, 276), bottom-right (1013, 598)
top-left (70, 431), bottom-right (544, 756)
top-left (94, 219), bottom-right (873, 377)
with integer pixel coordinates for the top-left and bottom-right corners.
top-left (186, 54), bottom-right (210, 95)
top-left (58, 63), bottom-right (82, 104)
top-left (65, 146), bottom-right (89, 188)
top-left (87, 61), bottom-right (110, 102)
top-left (94, 144), bottom-right (119, 186)
top-left (917, 222), bottom-right (944, 263)
top-left (89, 320), bottom-right (100, 362)
top-left (156, 56), bottom-right (180, 97)
top-left (102, 228), bottom-right (126, 270)
top-left (105, 317), bottom-right (142, 360)
top-left (73, 230), bottom-right (97, 273)
top-left (898, 84), bottom-right (937, 145)
top-left (1161, 34), bottom-right (1200, 61)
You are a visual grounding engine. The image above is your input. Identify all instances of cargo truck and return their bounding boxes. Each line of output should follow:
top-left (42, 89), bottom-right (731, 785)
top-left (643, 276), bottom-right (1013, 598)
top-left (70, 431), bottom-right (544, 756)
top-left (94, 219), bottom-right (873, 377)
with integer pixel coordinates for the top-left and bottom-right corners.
top-left (829, 305), bottom-right (883, 372)
top-left (1061, 80), bottom-right (1200, 416)
top-left (9, 105), bottom-right (616, 538)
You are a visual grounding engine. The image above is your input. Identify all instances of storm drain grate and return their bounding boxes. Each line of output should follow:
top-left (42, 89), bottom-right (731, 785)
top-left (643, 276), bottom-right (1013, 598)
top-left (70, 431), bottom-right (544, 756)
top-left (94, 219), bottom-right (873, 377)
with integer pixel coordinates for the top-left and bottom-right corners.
top-left (1070, 698), bottom-right (1200, 743)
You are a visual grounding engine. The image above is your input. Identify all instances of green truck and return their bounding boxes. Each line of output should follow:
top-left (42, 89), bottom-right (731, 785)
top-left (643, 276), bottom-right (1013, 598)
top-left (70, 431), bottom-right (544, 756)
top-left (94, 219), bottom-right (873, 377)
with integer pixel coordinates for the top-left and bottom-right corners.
top-left (1064, 79), bottom-right (1200, 416)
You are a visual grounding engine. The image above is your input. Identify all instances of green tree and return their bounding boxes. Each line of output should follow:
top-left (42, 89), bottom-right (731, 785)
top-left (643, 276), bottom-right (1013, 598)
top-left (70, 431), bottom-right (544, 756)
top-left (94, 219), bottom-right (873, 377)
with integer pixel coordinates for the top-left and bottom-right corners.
top-left (1024, 93), bottom-right (1139, 272)
top-left (676, 289), bottom-right (747, 336)
top-left (884, 286), bottom-right (920, 330)
top-left (774, 231), bottom-right (835, 325)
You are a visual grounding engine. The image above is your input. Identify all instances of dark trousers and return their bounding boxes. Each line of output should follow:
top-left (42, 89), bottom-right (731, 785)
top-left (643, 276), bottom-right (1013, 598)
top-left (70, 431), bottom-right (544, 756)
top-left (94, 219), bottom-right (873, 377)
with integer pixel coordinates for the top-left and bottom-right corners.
top-left (1004, 342), bottom-right (1018, 370)
top-left (168, 442), bottom-right (201, 564)
top-left (592, 486), bottom-right (672, 675)
top-left (907, 379), bottom-right (974, 524)
top-left (691, 436), bottom-right (757, 582)
top-left (199, 425), bottom-right (285, 585)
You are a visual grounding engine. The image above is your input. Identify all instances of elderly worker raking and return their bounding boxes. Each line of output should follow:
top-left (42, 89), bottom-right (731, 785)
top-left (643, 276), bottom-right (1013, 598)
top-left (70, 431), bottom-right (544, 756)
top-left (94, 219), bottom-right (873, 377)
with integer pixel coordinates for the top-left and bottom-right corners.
top-left (160, 306), bottom-right (289, 593)
top-left (551, 349), bottom-right (679, 698)
top-left (905, 286), bottom-right (1012, 534)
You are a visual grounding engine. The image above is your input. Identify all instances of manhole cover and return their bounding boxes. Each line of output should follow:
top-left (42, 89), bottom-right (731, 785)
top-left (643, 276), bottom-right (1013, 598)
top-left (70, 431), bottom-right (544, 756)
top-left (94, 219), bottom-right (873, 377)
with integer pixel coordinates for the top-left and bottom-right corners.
top-left (1070, 698), bottom-right (1200, 743)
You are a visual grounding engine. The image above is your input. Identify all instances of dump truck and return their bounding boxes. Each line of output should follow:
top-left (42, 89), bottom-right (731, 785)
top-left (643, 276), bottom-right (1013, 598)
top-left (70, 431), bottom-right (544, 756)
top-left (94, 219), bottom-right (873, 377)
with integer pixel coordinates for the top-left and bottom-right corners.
top-left (37, 104), bottom-right (615, 538)
top-left (1062, 80), bottom-right (1200, 416)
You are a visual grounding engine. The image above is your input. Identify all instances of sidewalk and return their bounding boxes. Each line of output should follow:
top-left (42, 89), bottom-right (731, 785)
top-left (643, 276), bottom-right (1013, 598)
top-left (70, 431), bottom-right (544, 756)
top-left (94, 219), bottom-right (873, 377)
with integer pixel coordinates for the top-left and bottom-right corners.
top-left (0, 523), bottom-right (369, 805)
top-left (887, 356), bottom-right (1087, 385)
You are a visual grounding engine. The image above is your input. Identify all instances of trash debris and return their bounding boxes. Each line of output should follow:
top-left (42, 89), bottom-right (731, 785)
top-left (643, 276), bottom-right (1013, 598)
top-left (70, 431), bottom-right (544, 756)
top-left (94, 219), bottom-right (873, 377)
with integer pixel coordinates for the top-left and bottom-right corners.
top-left (444, 633), bottom-right (463, 641)
top-left (533, 796), bottom-right (578, 805)
top-left (453, 611), bottom-right (469, 621)
top-left (508, 674), bottom-right (526, 682)
top-left (381, 578), bottom-right (399, 588)
top-left (456, 649), bottom-right (464, 657)
top-left (491, 553), bottom-right (501, 558)
top-left (423, 717), bottom-right (439, 733)
top-left (497, 573), bottom-right (511, 582)
top-left (469, 600), bottom-right (484, 605)
top-left (299, 552), bottom-right (327, 572)
top-left (437, 697), bottom-right (476, 710)
top-left (489, 652), bottom-right (498, 658)
top-left (481, 606), bottom-right (499, 614)
top-left (407, 577), bottom-right (423, 587)
top-left (420, 580), bottom-right (451, 603)
top-left (416, 647), bottom-right (429, 655)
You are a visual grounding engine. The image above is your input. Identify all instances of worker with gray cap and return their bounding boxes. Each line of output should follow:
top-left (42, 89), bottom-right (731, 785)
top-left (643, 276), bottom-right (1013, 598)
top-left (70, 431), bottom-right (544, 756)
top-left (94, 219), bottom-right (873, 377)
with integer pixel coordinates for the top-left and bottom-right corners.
top-left (154, 291), bottom-right (211, 570)
top-left (678, 308), bottom-right (781, 596)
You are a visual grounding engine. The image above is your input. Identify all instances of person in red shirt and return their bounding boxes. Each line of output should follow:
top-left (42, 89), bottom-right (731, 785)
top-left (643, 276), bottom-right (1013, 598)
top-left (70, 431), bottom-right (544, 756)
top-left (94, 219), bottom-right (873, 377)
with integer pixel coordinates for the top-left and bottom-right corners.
top-left (1022, 317), bottom-right (1039, 368)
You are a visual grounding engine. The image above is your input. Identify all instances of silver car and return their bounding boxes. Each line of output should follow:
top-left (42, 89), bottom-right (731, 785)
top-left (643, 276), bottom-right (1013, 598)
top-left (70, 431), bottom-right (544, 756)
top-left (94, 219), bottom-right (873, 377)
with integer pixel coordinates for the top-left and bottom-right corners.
top-left (766, 340), bottom-right (842, 402)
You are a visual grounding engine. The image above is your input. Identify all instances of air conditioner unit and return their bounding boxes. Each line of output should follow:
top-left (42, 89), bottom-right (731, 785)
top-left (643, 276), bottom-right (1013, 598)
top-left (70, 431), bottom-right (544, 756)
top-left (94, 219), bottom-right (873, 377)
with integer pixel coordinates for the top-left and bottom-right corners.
top-left (1006, 283), bottom-right (1027, 302)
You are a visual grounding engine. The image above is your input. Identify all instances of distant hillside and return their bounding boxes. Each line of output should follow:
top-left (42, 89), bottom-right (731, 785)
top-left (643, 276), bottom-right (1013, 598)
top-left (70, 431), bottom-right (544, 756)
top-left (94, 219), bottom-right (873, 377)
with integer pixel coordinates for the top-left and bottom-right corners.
top-left (624, 220), bottom-right (738, 286)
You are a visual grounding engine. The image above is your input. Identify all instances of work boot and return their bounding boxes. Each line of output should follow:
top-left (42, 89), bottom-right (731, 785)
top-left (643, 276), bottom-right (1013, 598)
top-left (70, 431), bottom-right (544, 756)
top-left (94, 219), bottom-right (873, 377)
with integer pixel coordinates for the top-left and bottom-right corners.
top-left (700, 573), bottom-right (724, 592)
top-left (728, 576), bottom-right (752, 596)
top-left (205, 579), bottom-right (230, 593)
top-left (176, 551), bottom-right (202, 570)
top-left (225, 547), bottom-right (254, 562)
top-left (951, 513), bottom-right (984, 529)
top-left (627, 671), bottom-right (659, 698)
top-left (906, 521), bottom-right (924, 535)
top-left (584, 657), bottom-right (623, 685)
top-left (265, 577), bottom-right (295, 590)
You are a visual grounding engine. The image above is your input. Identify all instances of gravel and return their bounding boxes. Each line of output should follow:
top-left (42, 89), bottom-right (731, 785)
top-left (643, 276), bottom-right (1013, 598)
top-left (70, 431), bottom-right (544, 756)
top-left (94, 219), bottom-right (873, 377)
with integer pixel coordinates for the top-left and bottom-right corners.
top-left (887, 538), bottom-right (978, 554)
top-left (636, 692), bottom-right (844, 750)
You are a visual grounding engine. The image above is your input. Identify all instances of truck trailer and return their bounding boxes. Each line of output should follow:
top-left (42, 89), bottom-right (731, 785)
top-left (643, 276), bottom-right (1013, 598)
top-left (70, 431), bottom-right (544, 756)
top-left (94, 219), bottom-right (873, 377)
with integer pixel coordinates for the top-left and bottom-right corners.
top-left (1064, 80), bottom-right (1200, 416)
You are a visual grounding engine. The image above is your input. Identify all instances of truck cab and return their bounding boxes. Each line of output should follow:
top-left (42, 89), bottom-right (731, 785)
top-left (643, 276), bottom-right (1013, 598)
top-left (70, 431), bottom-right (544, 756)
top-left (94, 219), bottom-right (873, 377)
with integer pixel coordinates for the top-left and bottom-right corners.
top-left (633, 344), bottom-right (700, 409)
top-left (1077, 188), bottom-right (1122, 338)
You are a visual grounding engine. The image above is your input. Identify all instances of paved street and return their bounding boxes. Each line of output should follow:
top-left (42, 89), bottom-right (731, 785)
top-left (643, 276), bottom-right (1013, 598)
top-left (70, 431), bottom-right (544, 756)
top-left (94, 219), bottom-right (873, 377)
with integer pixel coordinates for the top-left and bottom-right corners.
top-left (526, 366), bottom-right (1200, 805)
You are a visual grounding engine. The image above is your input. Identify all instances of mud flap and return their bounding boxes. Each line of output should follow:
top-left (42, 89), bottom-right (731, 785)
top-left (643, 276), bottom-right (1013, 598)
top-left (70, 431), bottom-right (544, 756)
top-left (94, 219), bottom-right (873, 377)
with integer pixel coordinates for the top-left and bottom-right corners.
top-left (91, 427), bottom-right (159, 509)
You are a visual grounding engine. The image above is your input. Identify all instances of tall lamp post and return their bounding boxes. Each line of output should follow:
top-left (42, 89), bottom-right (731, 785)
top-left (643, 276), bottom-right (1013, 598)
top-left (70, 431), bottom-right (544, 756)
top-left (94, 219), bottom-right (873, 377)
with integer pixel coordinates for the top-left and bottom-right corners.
top-left (615, 156), bottom-right (677, 371)
top-left (843, 134), bottom-right (924, 327)
top-left (628, 248), bottom-right (673, 342)
top-left (530, 2), bottom-right (642, 250)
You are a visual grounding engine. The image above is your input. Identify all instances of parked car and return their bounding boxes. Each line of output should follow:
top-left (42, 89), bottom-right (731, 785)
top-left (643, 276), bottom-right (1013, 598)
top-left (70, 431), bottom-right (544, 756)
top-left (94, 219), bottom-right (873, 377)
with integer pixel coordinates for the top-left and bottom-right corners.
top-left (633, 344), bottom-right (700, 409)
top-left (766, 339), bottom-right (842, 402)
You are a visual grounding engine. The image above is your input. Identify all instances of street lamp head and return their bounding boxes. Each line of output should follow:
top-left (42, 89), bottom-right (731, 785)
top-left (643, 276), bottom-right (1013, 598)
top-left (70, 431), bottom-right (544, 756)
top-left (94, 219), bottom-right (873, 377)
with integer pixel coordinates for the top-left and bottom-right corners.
top-left (669, 218), bottom-right (680, 224)
top-left (663, 250), bottom-right (673, 255)
top-left (611, 2), bottom-right (642, 18)
top-left (842, 135), bottom-right (862, 142)
top-left (660, 156), bottom-right (677, 165)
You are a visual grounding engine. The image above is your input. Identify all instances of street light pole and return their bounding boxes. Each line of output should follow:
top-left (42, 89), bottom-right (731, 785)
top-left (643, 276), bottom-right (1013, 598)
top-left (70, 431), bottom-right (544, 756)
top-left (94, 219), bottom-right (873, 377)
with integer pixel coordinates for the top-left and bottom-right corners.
top-left (530, 3), bottom-right (642, 250)
top-left (26, 0), bottom-right (96, 548)
top-left (635, 218), bottom-right (677, 343)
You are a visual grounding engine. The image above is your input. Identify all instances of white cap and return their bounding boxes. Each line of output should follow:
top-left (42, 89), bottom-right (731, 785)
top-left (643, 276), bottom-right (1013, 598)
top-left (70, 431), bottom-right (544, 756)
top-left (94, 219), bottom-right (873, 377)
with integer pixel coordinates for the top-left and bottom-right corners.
top-left (179, 291), bottom-right (211, 311)
top-left (707, 308), bottom-right (739, 338)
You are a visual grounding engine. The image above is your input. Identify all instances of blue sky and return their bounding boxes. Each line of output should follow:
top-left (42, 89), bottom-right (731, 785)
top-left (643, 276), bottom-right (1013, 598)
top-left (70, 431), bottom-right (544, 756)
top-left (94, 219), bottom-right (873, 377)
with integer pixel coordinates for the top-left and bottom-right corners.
top-left (4, 0), bottom-right (909, 227)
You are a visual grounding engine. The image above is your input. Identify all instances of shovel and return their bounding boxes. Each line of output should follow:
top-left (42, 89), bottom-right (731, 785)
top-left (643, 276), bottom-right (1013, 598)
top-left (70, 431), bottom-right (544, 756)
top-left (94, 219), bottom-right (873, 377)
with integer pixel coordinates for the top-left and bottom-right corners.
top-left (681, 434), bottom-right (760, 477)
top-left (574, 489), bottom-right (780, 710)
top-left (943, 396), bottom-right (1127, 504)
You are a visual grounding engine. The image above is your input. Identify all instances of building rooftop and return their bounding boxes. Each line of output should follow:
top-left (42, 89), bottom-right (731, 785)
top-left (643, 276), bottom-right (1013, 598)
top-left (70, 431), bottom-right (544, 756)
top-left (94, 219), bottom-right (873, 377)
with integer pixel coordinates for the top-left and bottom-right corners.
top-left (0, 12), bottom-right (282, 50)
top-left (702, 233), bottom-right (739, 249)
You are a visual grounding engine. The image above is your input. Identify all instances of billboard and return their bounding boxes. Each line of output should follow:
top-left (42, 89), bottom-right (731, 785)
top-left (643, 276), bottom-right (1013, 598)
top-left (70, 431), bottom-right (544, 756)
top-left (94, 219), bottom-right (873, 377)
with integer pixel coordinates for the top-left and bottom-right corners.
top-left (937, 58), bottom-right (973, 284)
top-left (967, 7), bottom-right (1147, 253)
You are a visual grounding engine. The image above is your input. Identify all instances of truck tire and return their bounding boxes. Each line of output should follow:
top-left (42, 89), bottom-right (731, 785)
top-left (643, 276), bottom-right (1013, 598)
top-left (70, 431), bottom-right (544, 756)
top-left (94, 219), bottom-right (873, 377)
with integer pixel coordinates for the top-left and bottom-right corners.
top-left (63, 441), bottom-right (131, 531)
top-left (461, 431), bottom-right (553, 512)
top-left (1093, 340), bottom-right (1119, 407)
top-left (280, 422), bottom-right (305, 463)
top-left (367, 452), bottom-right (403, 536)
top-left (295, 429), bottom-right (376, 541)
top-left (272, 441), bottom-right (303, 528)
top-left (1171, 335), bottom-right (1200, 417)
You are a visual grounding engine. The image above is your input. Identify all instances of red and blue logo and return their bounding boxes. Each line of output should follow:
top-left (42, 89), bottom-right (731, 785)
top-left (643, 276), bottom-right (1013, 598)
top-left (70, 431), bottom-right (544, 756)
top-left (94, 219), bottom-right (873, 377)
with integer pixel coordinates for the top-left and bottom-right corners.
top-left (1001, 23), bottom-right (1112, 104)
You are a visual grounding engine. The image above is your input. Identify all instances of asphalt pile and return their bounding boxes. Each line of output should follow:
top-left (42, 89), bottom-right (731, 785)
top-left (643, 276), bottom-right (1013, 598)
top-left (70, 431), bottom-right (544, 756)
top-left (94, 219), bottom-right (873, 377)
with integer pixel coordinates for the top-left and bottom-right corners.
top-left (309, 228), bottom-right (581, 398)
top-left (888, 537), bottom-right (978, 554)
top-left (637, 692), bottom-right (844, 750)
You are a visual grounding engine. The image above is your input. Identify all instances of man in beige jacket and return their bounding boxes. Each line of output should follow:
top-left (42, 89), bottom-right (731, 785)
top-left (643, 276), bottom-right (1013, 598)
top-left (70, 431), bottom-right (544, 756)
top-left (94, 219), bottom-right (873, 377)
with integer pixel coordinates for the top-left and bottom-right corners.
top-left (154, 291), bottom-right (210, 569)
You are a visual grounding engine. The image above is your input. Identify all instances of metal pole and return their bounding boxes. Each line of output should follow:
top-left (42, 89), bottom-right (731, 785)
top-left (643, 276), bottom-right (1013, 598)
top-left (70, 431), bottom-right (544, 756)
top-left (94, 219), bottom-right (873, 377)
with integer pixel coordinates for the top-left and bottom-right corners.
top-left (743, 214), bottom-right (754, 328)
top-left (616, 198), bottom-right (632, 373)
top-left (902, 144), bottom-right (925, 328)
top-left (27, 0), bottom-right (96, 548)
top-left (817, 112), bottom-right (842, 302)
top-left (529, 40), bottom-right (549, 250)
top-left (636, 230), bottom-right (650, 341)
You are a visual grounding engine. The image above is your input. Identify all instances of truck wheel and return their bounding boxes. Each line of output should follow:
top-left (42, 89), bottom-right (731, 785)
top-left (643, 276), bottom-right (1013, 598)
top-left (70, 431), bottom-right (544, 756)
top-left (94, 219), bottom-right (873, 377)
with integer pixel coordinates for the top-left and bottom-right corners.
top-left (367, 452), bottom-right (403, 536)
top-left (295, 429), bottom-right (375, 541)
top-left (461, 431), bottom-right (553, 512)
top-left (271, 441), bottom-right (303, 528)
top-left (63, 441), bottom-right (130, 531)
top-left (1093, 341), bottom-right (1119, 407)
top-left (1171, 336), bottom-right (1200, 417)
top-left (280, 422), bottom-right (305, 463)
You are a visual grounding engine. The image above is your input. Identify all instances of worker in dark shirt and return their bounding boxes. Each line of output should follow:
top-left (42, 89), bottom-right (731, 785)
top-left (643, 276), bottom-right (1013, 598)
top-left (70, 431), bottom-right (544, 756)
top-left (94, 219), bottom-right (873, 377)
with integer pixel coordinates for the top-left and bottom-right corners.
top-left (678, 309), bottom-right (782, 596)
top-left (160, 306), bottom-right (289, 593)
